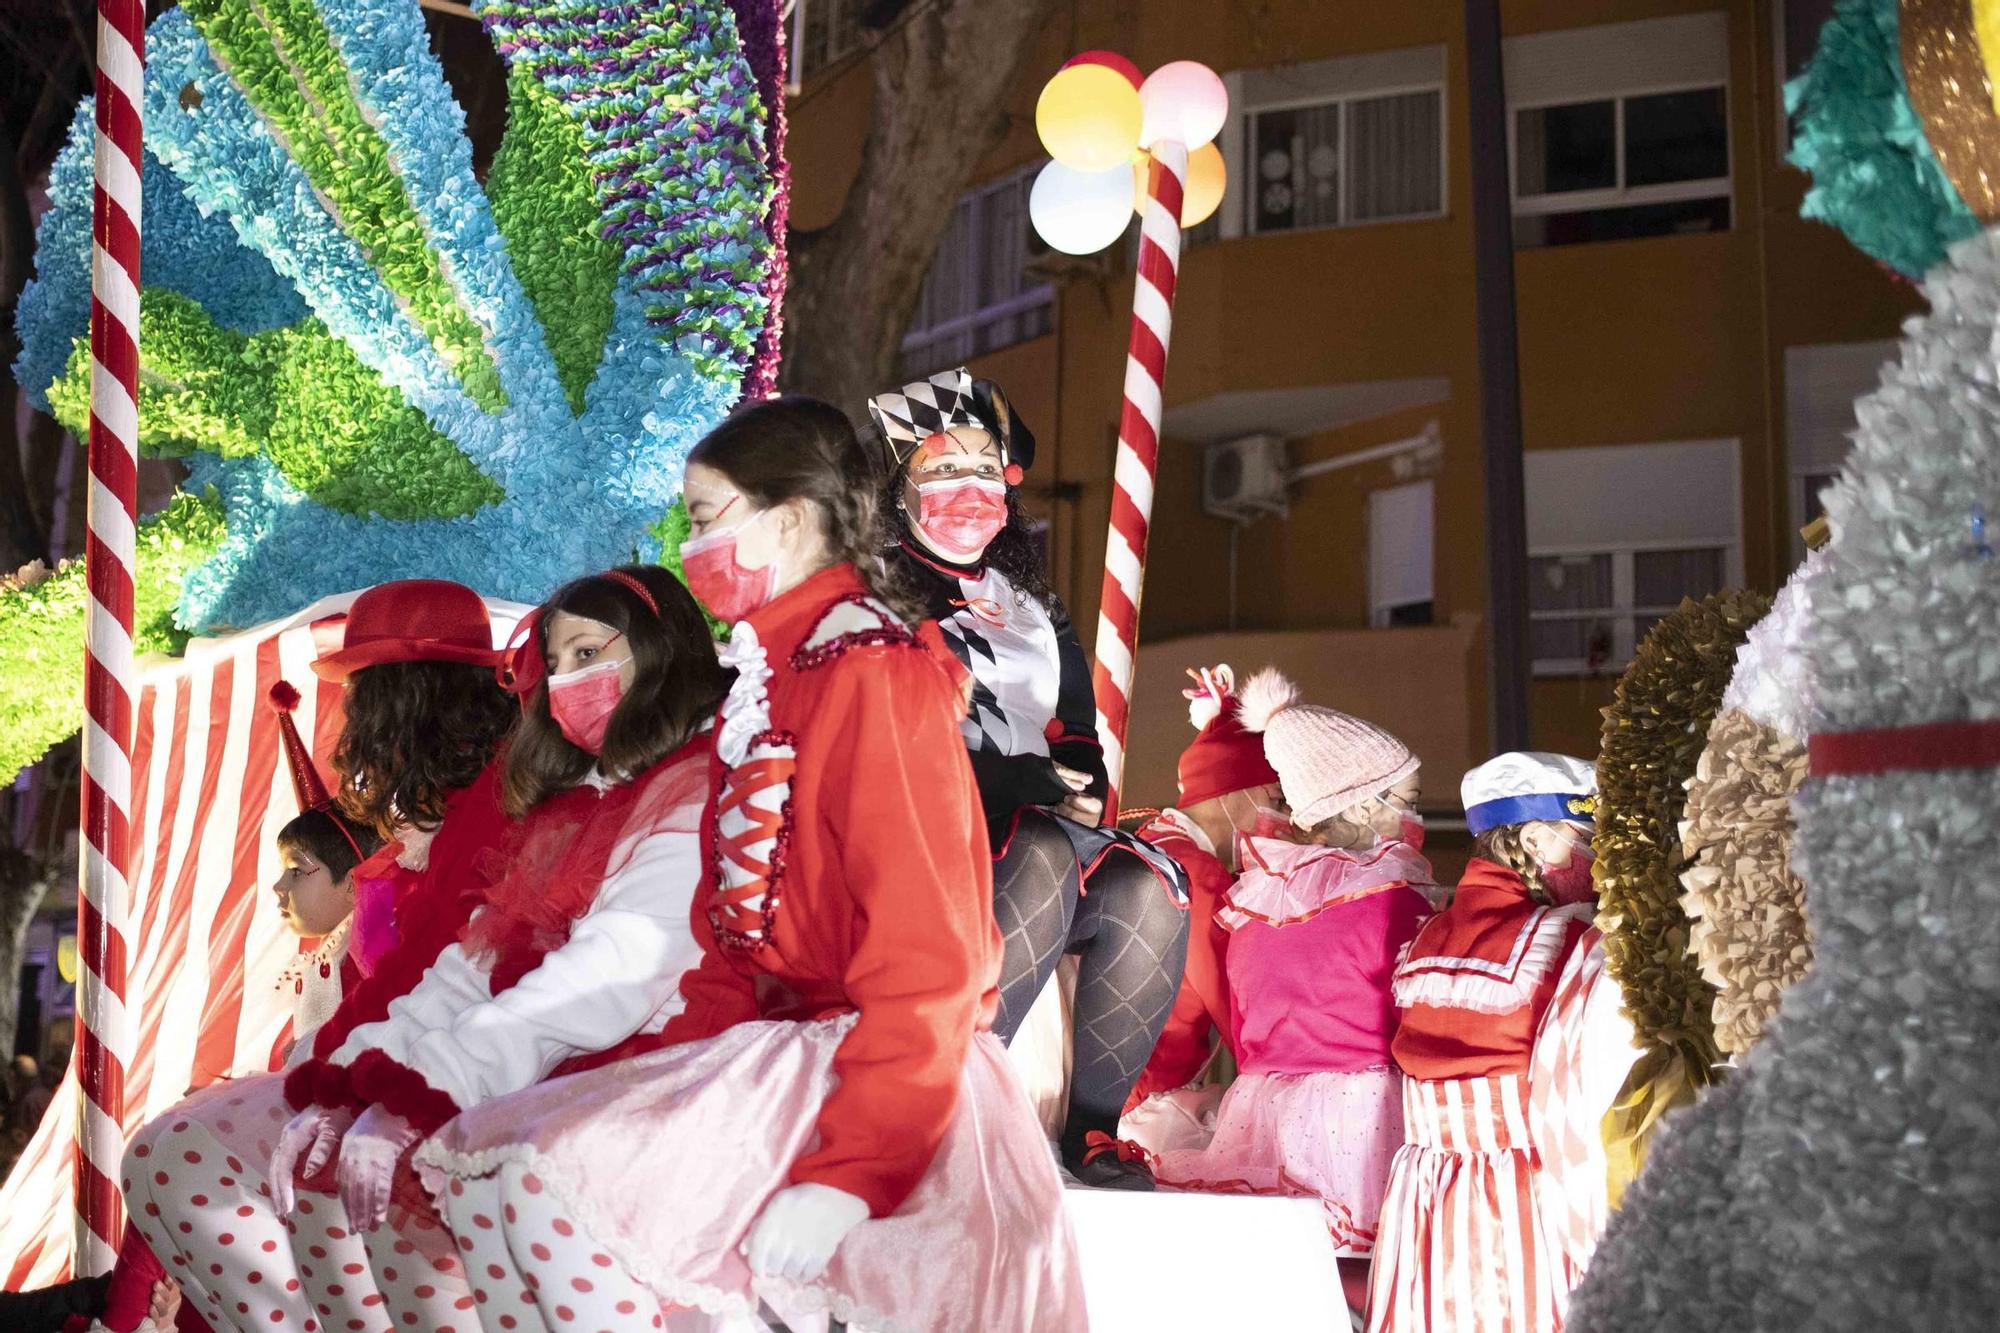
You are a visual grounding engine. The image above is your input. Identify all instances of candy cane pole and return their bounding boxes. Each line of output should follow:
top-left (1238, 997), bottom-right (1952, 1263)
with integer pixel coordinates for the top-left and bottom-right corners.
top-left (1090, 140), bottom-right (1186, 816)
top-left (75, 0), bottom-right (144, 1276)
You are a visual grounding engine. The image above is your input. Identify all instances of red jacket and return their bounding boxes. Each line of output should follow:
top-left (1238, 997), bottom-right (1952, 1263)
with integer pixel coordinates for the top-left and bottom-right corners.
top-left (664, 563), bottom-right (1001, 1218)
top-left (286, 759), bottom-right (515, 1110)
top-left (1127, 810), bottom-right (1236, 1107)
top-left (1388, 858), bottom-right (1591, 1082)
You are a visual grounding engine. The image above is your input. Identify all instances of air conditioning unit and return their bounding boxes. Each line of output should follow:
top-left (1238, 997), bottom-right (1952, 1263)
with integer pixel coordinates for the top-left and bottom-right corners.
top-left (1204, 434), bottom-right (1290, 522)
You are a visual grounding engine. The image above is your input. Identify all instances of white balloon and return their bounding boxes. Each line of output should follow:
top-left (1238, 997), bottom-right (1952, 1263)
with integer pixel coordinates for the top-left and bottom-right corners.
top-left (1030, 159), bottom-right (1135, 255)
top-left (1139, 60), bottom-right (1228, 150)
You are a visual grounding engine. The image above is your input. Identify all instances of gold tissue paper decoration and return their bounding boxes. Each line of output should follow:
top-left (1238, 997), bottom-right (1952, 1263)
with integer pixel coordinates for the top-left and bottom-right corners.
top-left (1593, 588), bottom-right (1771, 1196)
top-left (1677, 708), bottom-right (1813, 1058)
top-left (1902, 0), bottom-right (2000, 218)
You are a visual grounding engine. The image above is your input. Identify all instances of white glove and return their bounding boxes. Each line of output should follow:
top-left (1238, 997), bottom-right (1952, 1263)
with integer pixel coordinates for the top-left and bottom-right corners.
top-left (335, 1105), bottom-right (424, 1232)
top-left (742, 1182), bottom-right (870, 1284)
top-left (270, 1105), bottom-right (355, 1216)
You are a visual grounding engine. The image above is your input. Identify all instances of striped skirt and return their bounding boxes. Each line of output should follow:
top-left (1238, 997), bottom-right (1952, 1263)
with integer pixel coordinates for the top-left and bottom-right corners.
top-left (1364, 1073), bottom-right (1559, 1333)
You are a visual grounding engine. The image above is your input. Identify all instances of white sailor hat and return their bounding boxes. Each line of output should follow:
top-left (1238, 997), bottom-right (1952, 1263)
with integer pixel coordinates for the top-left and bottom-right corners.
top-left (1461, 751), bottom-right (1597, 836)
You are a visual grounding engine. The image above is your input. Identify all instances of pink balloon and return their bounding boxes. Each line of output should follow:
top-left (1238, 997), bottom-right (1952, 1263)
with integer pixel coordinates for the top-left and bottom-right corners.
top-left (1062, 49), bottom-right (1143, 90)
top-left (1139, 60), bottom-right (1228, 150)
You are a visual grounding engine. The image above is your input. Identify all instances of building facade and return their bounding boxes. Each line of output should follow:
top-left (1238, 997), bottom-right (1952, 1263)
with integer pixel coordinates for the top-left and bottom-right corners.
top-left (784, 0), bottom-right (1914, 814)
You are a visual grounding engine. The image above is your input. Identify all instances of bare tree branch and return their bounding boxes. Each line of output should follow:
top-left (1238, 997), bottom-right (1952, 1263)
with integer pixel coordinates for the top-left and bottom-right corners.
top-left (780, 0), bottom-right (1061, 414)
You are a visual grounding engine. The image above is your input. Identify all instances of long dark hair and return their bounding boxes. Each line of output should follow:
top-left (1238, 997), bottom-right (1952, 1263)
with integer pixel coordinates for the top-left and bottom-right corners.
top-left (335, 660), bottom-right (515, 836)
top-left (687, 395), bottom-right (920, 620)
top-left (502, 564), bottom-right (728, 817)
top-left (276, 807), bottom-right (384, 883)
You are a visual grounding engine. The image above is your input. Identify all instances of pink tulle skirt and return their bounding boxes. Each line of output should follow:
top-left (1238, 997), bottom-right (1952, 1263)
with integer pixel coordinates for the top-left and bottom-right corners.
top-left (1154, 1066), bottom-right (1404, 1252)
top-left (413, 1015), bottom-right (1086, 1333)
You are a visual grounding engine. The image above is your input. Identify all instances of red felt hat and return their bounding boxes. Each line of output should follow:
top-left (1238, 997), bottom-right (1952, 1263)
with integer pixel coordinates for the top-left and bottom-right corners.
top-left (1178, 699), bottom-right (1282, 807)
top-left (311, 579), bottom-right (500, 683)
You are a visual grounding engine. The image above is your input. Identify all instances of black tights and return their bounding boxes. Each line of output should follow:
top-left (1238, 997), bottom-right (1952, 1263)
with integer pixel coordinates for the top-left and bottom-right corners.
top-left (990, 809), bottom-right (1189, 1161)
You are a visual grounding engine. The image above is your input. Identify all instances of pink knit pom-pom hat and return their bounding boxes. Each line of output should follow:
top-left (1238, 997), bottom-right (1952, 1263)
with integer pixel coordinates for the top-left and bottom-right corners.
top-left (1237, 667), bottom-right (1418, 828)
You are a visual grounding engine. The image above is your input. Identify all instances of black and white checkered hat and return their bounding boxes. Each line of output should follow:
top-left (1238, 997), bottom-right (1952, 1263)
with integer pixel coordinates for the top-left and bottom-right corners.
top-left (865, 368), bottom-right (980, 461)
top-left (862, 367), bottom-right (1037, 477)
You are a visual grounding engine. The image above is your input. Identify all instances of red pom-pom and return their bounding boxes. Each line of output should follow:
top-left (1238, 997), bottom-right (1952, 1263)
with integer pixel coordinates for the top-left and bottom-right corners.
top-left (269, 679), bottom-right (302, 714)
top-left (1003, 463), bottom-right (1024, 486)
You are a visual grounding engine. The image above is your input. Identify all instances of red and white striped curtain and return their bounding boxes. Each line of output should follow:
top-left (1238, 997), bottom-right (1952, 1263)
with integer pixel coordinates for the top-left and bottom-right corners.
top-left (0, 591), bottom-right (525, 1287)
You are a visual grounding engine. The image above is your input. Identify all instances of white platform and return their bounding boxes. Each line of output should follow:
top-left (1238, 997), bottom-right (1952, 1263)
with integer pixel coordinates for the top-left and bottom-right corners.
top-left (1065, 1186), bottom-right (1350, 1331)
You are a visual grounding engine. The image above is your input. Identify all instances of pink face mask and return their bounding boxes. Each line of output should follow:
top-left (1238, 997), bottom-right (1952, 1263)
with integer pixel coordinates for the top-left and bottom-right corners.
top-left (1398, 812), bottom-right (1427, 853)
top-left (1541, 830), bottom-right (1597, 905)
top-left (913, 477), bottom-right (1008, 559)
top-left (681, 512), bottom-right (777, 623)
top-left (1251, 806), bottom-right (1293, 840)
top-left (547, 657), bottom-right (624, 754)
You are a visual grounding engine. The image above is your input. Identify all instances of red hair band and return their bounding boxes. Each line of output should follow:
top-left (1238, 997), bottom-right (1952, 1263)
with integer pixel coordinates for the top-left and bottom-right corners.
top-left (602, 569), bottom-right (660, 615)
top-left (1809, 716), bottom-right (2000, 778)
top-left (497, 571), bottom-right (653, 702)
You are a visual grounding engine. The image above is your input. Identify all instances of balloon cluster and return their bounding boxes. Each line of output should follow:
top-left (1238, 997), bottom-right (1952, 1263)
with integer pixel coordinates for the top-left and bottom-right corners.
top-left (1030, 52), bottom-right (1228, 255)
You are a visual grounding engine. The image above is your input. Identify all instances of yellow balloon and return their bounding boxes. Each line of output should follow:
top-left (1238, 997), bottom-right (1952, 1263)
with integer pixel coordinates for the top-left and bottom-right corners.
top-left (1131, 142), bottom-right (1228, 227)
top-left (57, 934), bottom-right (78, 985)
top-left (1037, 64), bottom-right (1143, 172)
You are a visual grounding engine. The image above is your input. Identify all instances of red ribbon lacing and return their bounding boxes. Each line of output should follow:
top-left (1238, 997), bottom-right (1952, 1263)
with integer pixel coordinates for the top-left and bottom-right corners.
top-left (1809, 716), bottom-right (2000, 778)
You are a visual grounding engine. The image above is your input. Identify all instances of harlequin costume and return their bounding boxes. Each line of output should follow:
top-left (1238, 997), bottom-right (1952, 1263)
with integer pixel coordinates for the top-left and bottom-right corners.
top-left (411, 563), bottom-right (1085, 1332)
top-left (870, 368), bottom-right (1189, 1182)
top-left (1366, 754), bottom-right (1635, 1332)
top-left (122, 581), bottom-right (516, 1333)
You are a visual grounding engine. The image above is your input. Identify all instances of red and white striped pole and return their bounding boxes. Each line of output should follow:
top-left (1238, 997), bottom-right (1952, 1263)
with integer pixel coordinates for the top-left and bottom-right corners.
top-left (1090, 141), bottom-right (1186, 816)
top-left (76, 0), bottom-right (144, 1276)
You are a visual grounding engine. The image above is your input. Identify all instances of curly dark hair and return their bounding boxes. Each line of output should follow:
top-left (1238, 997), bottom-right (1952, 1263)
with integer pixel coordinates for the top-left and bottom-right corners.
top-left (502, 564), bottom-right (729, 817)
top-left (334, 659), bottom-right (515, 836)
top-left (687, 395), bottom-right (924, 621)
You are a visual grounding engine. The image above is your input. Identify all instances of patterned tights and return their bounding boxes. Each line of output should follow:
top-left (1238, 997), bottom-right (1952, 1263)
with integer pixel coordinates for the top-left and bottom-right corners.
top-left (990, 808), bottom-right (1189, 1160)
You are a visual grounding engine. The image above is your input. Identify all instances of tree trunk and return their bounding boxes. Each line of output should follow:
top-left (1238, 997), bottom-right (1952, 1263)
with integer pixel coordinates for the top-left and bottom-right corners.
top-left (0, 844), bottom-right (50, 1062)
top-left (0, 114), bottom-right (48, 573)
top-left (779, 0), bottom-right (1061, 415)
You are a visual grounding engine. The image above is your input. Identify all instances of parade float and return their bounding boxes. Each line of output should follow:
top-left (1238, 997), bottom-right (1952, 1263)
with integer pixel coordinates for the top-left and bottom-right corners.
top-left (0, 0), bottom-right (789, 1282)
top-left (1572, 0), bottom-right (2000, 1324)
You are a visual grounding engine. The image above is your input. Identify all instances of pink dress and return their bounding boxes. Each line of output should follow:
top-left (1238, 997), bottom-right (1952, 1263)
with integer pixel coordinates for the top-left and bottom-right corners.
top-left (1156, 837), bottom-right (1433, 1252)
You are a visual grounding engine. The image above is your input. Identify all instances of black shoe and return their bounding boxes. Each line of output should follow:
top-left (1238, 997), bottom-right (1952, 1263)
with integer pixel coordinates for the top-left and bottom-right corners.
top-left (1068, 1131), bottom-right (1157, 1191)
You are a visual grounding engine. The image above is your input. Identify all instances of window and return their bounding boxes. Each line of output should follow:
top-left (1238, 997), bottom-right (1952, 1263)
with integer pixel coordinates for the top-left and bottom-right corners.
top-left (900, 164), bottom-right (1054, 378)
top-left (1784, 341), bottom-right (1893, 559)
top-left (1247, 89), bottom-right (1444, 234)
top-left (1369, 480), bottom-right (1435, 627)
top-left (1221, 45), bottom-right (1448, 240)
top-left (1505, 13), bottom-right (1732, 248)
top-left (1525, 439), bottom-right (1742, 674)
top-left (790, 0), bottom-right (866, 87)
top-left (1780, 0), bottom-right (1842, 82)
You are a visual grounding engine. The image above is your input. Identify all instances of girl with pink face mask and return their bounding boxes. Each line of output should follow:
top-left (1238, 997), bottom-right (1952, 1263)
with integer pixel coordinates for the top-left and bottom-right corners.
top-left (865, 368), bottom-right (1193, 1190)
top-left (266, 565), bottom-right (728, 1330)
top-left (1151, 669), bottom-right (1434, 1307)
top-left (1369, 750), bottom-right (1621, 1333)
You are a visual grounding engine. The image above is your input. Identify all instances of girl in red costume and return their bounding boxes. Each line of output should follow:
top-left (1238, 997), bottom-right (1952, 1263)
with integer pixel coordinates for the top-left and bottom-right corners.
top-left (1122, 665), bottom-right (1287, 1150)
top-left (412, 396), bottom-right (1085, 1332)
top-left (268, 565), bottom-right (727, 1331)
top-left (1367, 751), bottom-right (1633, 1332)
top-left (121, 580), bottom-right (517, 1333)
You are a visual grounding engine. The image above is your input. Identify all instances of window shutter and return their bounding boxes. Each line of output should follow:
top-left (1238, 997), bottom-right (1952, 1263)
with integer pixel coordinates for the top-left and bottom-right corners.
top-left (1504, 12), bottom-right (1729, 107)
